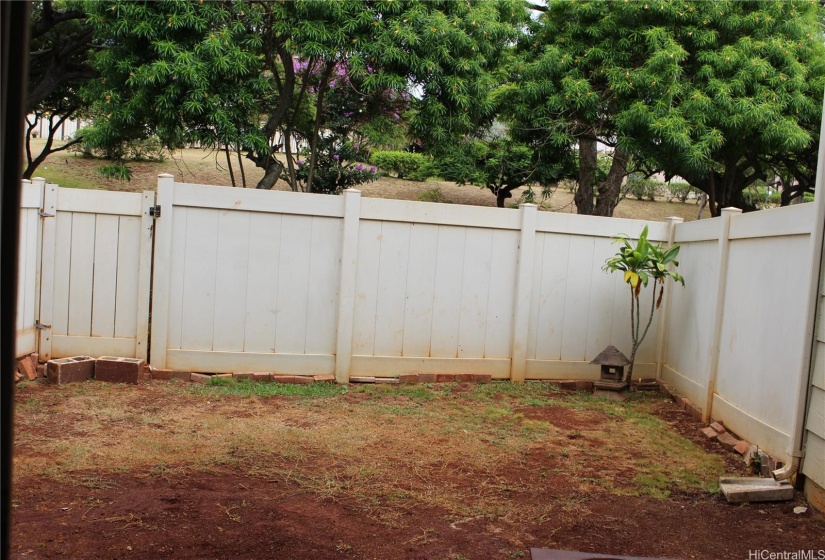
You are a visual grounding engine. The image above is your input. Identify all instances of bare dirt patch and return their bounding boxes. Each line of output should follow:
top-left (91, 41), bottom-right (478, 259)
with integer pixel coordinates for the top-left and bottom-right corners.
top-left (11, 380), bottom-right (825, 559)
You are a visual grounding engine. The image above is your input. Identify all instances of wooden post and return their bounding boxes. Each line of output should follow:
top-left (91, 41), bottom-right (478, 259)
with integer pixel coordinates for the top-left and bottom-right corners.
top-left (37, 183), bottom-right (58, 361)
top-left (149, 174), bottom-right (175, 369)
top-left (509, 203), bottom-right (537, 383)
top-left (334, 189), bottom-right (361, 384)
top-left (704, 207), bottom-right (741, 422)
top-left (134, 191), bottom-right (155, 360)
top-left (655, 216), bottom-right (684, 380)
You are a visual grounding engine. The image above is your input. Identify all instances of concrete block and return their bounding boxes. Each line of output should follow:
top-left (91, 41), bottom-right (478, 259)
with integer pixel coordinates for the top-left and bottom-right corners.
top-left (312, 375), bottom-right (336, 383)
top-left (17, 356), bottom-right (37, 381)
top-left (700, 427), bottom-right (720, 439)
top-left (190, 372), bottom-right (211, 384)
top-left (151, 368), bottom-right (174, 381)
top-left (719, 477), bottom-right (794, 503)
top-left (376, 378), bottom-right (399, 384)
top-left (232, 372), bottom-right (254, 380)
top-left (575, 380), bottom-right (594, 391)
top-left (272, 375), bottom-right (313, 384)
top-left (95, 357), bottom-right (147, 384)
top-left (253, 372), bottom-right (272, 382)
top-left (436, 373), bottom-right (456, 383)
top-left (473, 374), bottom-right (492, 384)
top-left (398, 374), bottom-right (419, 384)
top-left (733, 440), bottom-right (751, 455)
top-left (593, 389), bottom-right (627, 401)
top-left (418, 373), bottom-right (438, 383)
top-left (170, 370), bottom-right (192, 382)
top-left (717, 432), bottom-right (740, 452)
top-left (350, 376), bottom-right (376, 383)
top-left (35, 364), bottom-right (45, 377)
top-left (46, 356), bottom-right (95, 385)
top-left (710, 421), bottom-right (726, 434)
top-left (454, 373), bottom-right (476, 383)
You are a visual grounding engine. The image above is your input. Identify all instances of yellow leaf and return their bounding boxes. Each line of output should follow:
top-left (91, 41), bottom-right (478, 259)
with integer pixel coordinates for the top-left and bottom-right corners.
top-left (624, 271), bottom-right (640, 288)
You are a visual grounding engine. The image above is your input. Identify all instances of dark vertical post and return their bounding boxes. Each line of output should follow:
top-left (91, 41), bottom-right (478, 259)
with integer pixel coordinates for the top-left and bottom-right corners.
top-left (1, 2), bottom-right (31, 556)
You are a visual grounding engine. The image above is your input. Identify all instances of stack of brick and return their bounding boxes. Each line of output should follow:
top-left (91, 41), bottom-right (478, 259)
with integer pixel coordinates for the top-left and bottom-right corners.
top-left (15, 353), bottom-right (40, 383)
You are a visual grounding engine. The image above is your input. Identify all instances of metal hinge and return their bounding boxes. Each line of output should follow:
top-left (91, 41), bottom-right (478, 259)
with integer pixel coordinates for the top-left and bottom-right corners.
top-left (149, 205), bottom-right (161, 218)
top-left (39, 211), bottom-right (54, 218)
top-left (35, 321), bottom-right (51, 330)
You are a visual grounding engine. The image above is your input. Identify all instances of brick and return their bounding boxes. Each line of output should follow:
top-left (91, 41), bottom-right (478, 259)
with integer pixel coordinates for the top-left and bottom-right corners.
top-left (151, 368), bottom-right (174, 381)
top-left (679, 397), bottom-right (692, 411)
top-left (312, 375), bottom-right (336, 383)
top-left (398, 374), bottom-right (419, 384)
top-left (30, 353), bottom-right (40, 365)
top-left (557, 380), bottom-right (578, 390)
top-left (35, 364), bottom-right (45, 378)
top-left (734, 441), bottom-right (752, 456)
top-left (436, 373), bottom-right (456, 383)
top-left (214, 373), bottom-right (233, 380)
top-left (575, 381), bottom-right (595, 391)
top-left (190, 372), bottom-right (211, 384)
top-left (350, 376), bottom-right (376, 383)
top-left (717, 432), bottom-right (740, 452)
top-left (46, 356), bottom-right (95, 385)
top-left (418, 373), bottom-right (438, 383)
top-left (454, 373), bottom-right (475, 383)
top-left (375, 378), bottom-right (399, 384)
top-left (233, 372), bottom-right (254, 380)
top-left (94, 357), bottom-right (147, 385)
top-left (473, 374), bottom-right (492, 384)
top-left (14, 371), bottom-right (23, 383)
top-left (252, 372), bottom-right (271, 382)
top-left (688, 404), bottom-right (703, 421)
top-left (272, 375), bottom-right (313, 384)
top-left (17, 357), bottom-right (37, 381)
top-left (710, 421), bottom-right (726, 434)
top-left (170, 370), bottom-right (192, 382)
top-left (701, 426), bottom-right (720, 439)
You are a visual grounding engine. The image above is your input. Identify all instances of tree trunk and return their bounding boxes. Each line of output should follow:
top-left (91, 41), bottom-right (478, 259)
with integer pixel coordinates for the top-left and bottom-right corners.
top-left (574, 137), bottom-right (597, 215)
top-left (593, 147), bottom-right (629, 217)
top-left (495, 188), bottom-right (512, 208)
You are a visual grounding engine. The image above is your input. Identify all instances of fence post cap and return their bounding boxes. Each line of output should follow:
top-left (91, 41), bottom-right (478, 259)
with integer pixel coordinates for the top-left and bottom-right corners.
top-left (157, 173), bottom-right (174, 179)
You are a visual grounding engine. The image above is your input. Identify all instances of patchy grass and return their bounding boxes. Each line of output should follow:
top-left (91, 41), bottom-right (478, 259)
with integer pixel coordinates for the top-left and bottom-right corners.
top-left (14, 380), bottom-right (726, 528)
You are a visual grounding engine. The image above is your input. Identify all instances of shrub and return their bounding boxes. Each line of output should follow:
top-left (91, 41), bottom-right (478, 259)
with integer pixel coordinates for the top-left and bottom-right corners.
top-left (296, 137), bottom-right (379, 194)
top-left (626, 176), bottom-right (662, 201)
top-left (666, 182), bottom-right (695, 203)
top-left (417, 187), bottom-right (450, 203)
top-left (370, 151), bottom-right (430, 180)
top-left (71, 135), bottom-right (167, 162)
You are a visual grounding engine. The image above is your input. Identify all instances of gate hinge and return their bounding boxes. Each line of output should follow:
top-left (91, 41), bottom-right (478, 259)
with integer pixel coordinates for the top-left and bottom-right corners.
top-left (35, 321), bottom-right (51, 330)
top-left (39, 211), bottom-right (55, 218)
top-left (149, 205), bottom-right (161, 218)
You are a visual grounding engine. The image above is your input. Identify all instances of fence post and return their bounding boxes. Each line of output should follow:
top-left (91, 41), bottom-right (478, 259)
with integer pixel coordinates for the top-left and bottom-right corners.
top-left (704, 207), bottom-right (741, 422)
top-left (655, 216), bottom-right (684, 380)
top-left (510, 203), bottom-right (538, 383)
top-left (32, 178), bottom-right (46, 329)
top-left (134, 191), bottom-right (155, 360)
top-left (37, 182), bottom-right (58, 361)
top-left (149, 174), bottom-right (175, 369)
top-left (334, 189), bottom-right (361, 384)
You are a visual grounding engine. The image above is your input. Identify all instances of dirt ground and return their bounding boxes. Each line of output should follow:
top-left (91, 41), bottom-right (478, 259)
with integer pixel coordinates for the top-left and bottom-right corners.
top-left (10, 380), bottom-right (825, 560)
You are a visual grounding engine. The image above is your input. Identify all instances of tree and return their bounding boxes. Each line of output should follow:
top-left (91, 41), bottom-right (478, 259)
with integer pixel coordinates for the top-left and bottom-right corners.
top-left (430, 137), bottom-right (568, 207)
top-left (607, 0), bottom-right (825, 216)
top-left (81, 0), bottom-right (524, 192)
top-left (24, 1), bottom-right (97, 179)
top-left (508, 1), bottom-right (685, 216)
top-left (510, 0), bottom-right (825, 217)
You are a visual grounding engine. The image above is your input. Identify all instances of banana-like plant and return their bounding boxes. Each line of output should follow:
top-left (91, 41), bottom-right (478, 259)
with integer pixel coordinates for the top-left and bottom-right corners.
top-left (603, 226), bottom-right (684, 385)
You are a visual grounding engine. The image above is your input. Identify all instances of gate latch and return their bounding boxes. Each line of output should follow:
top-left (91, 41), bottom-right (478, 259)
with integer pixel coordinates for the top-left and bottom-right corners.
top-left (149, 205), bottom-right (161, 218)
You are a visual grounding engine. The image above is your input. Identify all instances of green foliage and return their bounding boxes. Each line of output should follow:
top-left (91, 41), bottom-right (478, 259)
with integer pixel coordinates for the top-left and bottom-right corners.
top-left (370, 151), bottom-right (431, 180)
top-left (97, 162), bottom-right (132, 182)
top-left (626, 177), bottom-right (662, 202)
top-left (666, 182), bottom-right (696, 203)
top-left (417, 188), bottom-right (450, 204)
top-left (295, 137), bottom-right (378, 195)
top-left (603, 226), bottom-right (684, 382)
top-left (72, 135), bottom-right (166, 162)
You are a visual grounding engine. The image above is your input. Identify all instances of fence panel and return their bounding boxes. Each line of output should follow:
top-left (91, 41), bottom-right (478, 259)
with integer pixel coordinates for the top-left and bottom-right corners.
top-left (525, 215), bottom-right (669, 380)
top-left (151, 179), bottom-right (344, 373)
top-left (16, 180), bottom-right (43, 357)
top-left (38, 186), bottom-right (153, 361)
top-left (713, 204), bottom-right (814, 458)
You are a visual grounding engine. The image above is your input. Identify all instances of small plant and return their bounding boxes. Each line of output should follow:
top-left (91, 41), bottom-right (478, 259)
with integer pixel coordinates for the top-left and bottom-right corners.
top-left (370, 150), bottom-right (430, 180)
top-left (417, 187), bottom-right (449, 203)
top-left (603, 226), bottom-right (684, 384)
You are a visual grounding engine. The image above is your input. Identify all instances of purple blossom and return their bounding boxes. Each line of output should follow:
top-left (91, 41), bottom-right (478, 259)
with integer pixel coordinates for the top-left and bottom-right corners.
top-left (356, 164), bottom-right (364, 171)
top-left (370, 166), bottom-right (377, 173)
top-left (333, 154), bottom-right (340, 161)
top-left (392, 112), bottom-right (400, 120)
top-left (296, 159), bottom-right (304, 166)
top-left (344, 112), bottom-right (353, 118)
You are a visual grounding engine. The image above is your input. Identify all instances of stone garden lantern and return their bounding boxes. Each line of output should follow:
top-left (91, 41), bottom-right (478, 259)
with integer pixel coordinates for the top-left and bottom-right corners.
top-left (591, 345), bottom-right (630, 391)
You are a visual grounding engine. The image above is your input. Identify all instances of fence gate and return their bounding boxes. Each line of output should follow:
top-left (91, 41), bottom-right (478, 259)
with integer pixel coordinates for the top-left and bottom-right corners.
top-left (16, 180), bottom-right (44, 357)
top-left (37, 185), bottom-right (155, 361)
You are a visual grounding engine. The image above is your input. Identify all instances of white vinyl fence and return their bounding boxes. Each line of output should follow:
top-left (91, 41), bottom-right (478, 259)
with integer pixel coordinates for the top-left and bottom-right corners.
top-left (36, 185), bottom-right (154, 361)
top-left (16, 179), bottom-right (44, 357)
top-left (149, 177), bottom-right (674, 381)
top-left (662, 204), bottom-right (816, 460)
